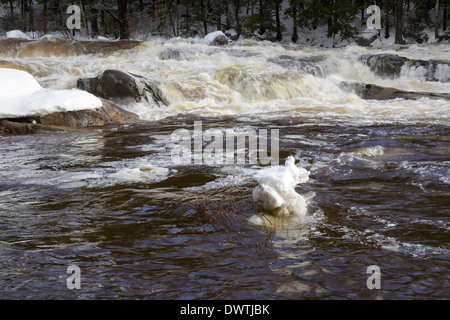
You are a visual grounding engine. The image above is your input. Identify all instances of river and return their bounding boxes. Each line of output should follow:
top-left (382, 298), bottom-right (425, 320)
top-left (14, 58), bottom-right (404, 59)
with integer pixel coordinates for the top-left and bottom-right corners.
top-left (0, 37), bottom-right (449, 299)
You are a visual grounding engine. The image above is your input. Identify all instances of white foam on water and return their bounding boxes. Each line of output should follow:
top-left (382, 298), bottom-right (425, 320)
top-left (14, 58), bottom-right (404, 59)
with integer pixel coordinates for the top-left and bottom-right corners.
top-left (354, 145), bottom-right (385, 158)
top-left (434, 63), bottom-right (450, 82)
top-left (108, 164), bottom-right (174, 183)
top-left (399, 160), bottom-right (450, 188)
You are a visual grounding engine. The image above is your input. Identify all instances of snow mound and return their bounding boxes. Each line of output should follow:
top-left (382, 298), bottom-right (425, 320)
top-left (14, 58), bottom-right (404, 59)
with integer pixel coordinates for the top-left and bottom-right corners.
top-left (203, 31), bottom-right (228, 45)
top-left (6, 30), bottom-right (31, 40)
top-left (0, 68), bottom-right (103, 118)
top-left (252, 156), bottom-right (310, 218)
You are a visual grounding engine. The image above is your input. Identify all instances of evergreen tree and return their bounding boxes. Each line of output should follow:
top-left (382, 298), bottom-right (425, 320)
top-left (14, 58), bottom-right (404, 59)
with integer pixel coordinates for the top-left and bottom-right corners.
top-left (325, 0), bottom-right (358, 46)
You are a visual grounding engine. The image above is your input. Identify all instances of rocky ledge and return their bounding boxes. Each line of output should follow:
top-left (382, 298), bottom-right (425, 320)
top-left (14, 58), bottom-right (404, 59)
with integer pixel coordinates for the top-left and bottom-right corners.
top-left (0, 99), bottom-right (140, 136)
top-left (359, 53), bottom-right (450, 82)
top-left (341, 82), bottom-right (450, 101)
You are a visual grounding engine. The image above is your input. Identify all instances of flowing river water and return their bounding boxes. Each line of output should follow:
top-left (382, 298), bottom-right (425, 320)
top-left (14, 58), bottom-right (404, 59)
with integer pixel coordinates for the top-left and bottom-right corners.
top-left (0, 37), bottom-right (449, 299)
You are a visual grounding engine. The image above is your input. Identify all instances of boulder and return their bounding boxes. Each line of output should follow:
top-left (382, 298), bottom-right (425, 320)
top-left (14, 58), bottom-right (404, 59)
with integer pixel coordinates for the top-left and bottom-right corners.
top-left (77, 69), bottom-right (169, 108)
top-left (204, 31), bottom-right (229, 46)
top-left (359, 53), bottom-right (408, 79)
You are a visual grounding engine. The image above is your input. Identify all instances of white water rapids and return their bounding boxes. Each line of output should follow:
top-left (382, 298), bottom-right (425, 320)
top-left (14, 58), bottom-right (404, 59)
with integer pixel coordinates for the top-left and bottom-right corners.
top-left (1, 38), bottom-right (449, 124)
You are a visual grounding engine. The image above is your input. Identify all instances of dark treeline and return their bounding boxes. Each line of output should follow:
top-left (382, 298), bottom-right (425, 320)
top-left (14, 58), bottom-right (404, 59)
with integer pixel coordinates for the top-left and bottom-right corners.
top-left (1, 0), bottom-right (449, 44)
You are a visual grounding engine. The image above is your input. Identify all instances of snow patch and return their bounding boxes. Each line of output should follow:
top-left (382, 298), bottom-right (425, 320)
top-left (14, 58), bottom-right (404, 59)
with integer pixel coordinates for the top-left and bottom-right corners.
top-left (6, 30), bottom-right (31, 40)
top-left (0, 68), bottom-right (102, 118)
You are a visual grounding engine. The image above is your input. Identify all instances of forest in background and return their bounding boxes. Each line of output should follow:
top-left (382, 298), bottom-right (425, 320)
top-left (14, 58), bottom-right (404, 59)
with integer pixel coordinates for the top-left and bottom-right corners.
top-left (0, 0), bottom-right (449, 45)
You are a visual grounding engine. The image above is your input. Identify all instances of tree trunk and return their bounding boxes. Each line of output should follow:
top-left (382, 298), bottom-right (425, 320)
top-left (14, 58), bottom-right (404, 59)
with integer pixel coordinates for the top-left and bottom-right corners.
top-left (200, 0), bottom-right (208, 35)
top-left (101, 10), bottom-right (106, 34)
top-left (443, 0), bottom-right (447, 31)
top-left (91, 8), bottom-right (99, 38)
top-left (225, 0), bottom-right (231, 30)
top-left (435, 0), bottom-right (440, 39)
top-left (53, 0), bottom-right (62, 29)
top-left (259, 0), bottom-right (265, 35)
top-left (28, 0), bottom-right (34, 32)
top-left (384, 0), bottom-right (390, 39)
top-left (291, 2), bottom-right (298, 43)
top-left (117, 0), bottom-right (130, 39)
top-left (234, 0), bottom-right (241, 38)
top-left (214, 0), bottom-right (222, 31)
top-left (275, 1), bottom-right (282, 41)
top-left (185, 3), bottom-right (190, 35)
top-left (167, 1), bottom-right (177, 37)
top-left (9, 0), bottom-right (14, 16)
top-left (395, 0), bottom-right (405, 44)
top-left (42, 0), bottom-right (47, 33)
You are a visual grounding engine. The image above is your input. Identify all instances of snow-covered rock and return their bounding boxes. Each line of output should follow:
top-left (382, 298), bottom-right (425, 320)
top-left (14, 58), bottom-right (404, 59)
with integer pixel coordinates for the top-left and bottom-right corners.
top-left (0, 68), bottom-right (141, 135)
top-left (0, 68), bottom-right (103, 118)
top-left (6, 30), bottom-right (32, 40)
top-left (203, 31), bottom-right (229, 45)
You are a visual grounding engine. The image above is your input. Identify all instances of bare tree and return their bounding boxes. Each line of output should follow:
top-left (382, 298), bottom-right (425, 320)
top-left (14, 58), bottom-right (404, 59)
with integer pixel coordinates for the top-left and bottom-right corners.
top-left (435, 0), bottom-right (440, 39)
top-left (117, 0), bottom-right (130, 39)
top-left (395, 0), bottom-right (405, 44)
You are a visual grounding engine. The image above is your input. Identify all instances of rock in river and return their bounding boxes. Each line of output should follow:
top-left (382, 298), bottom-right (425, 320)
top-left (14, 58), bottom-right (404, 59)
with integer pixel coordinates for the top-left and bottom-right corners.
top-left (341, 82), bottom-right (450, 101)
top-left (77, 69), bottom-right (170, 108)
top-left (0, 68), bottom-right (141, 136)
top-left (0, 99), bottom-right (141, 136)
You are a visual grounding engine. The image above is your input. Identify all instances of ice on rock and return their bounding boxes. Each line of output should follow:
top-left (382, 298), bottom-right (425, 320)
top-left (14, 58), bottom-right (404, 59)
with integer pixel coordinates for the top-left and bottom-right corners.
top-left (252, 156), bottom-right (310, 218)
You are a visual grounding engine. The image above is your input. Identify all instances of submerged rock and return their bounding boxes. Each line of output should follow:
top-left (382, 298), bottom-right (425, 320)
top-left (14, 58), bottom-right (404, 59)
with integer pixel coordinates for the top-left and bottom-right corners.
top-left (77, 69), bottom-right (169, 108)
top-left (158, 47), bottom-right (195, 61)
top-left (268, 55), bottom-right (325, 77)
